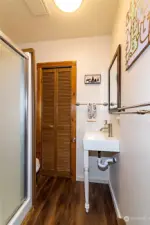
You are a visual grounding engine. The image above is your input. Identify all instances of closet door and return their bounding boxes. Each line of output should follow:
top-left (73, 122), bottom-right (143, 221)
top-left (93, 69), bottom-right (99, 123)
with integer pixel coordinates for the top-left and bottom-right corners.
top-left (56, 68), bottom-right (72, 177)
top-left (41, 69), bottom-right (56, 174)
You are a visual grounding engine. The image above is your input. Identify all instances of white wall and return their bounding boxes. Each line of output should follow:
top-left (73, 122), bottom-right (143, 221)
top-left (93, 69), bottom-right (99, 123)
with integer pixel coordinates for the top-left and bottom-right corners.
top-left (110, 1), bottom-right (150, 224)
top-left (20, 36), bottom-right (111, 182)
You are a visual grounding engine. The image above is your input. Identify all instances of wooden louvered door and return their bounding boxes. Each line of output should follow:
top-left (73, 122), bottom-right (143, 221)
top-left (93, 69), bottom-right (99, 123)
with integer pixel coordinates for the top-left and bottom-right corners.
top-left (41, 69), bottom-right (56, 174)
top-left (40, 65), bottom-right (76, 179)
top-left (56, 68), bottom-right (72, 177)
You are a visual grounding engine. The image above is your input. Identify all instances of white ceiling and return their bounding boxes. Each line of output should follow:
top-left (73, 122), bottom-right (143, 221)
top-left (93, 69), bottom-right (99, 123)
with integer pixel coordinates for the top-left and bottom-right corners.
top-left (0, 0), bottom-right (118, 43)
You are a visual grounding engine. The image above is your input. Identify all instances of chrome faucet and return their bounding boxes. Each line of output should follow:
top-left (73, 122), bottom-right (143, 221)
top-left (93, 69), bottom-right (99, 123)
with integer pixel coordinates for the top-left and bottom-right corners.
top-left (100, 120), bottom-right (113, 137)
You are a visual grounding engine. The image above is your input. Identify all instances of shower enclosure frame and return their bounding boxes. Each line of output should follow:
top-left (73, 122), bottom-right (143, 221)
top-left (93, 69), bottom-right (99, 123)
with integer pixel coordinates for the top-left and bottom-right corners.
top-left (23, 48), bottom-right (36, 206)
top-left (0, 31), bottom-right (33, 225)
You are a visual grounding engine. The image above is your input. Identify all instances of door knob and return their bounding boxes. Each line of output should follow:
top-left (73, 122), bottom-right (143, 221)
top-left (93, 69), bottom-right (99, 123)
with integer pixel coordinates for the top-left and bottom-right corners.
top-left (72, 138), bottom-right (76, 143)
top-left (49, 125), bottom-right (54, 128)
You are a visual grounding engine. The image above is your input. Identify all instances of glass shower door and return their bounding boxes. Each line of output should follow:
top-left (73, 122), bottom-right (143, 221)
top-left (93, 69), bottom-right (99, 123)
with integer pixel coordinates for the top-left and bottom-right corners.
top-left (0, 38), bottom-right (28, 224)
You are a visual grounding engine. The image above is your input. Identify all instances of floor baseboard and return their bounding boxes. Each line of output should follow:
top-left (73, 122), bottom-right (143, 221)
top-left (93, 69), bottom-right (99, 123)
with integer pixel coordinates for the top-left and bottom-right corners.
top-left (108, 181), bottom-right (126, 225)
top-left (108, 180), bottom-right (122, 219)
top-left (117, 218), bottom-right (126, 225)
top-left (21, 207), bottom-right (34, 225)
top-left (76, 176), bottom-right (108, 184)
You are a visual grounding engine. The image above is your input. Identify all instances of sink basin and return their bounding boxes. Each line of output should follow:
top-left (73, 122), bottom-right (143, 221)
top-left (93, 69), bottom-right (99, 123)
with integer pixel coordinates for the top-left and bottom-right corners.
top-left (83, 131), bottom-right (119, 152)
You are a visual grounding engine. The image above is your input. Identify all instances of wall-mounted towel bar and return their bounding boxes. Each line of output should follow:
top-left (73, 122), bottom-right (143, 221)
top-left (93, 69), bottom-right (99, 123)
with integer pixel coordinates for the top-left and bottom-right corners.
top-left (111, 110), bottom-right (150, 115)
top-left (76, 102), bottom-right (108, 106)
top-left (111, 102), bottom-right (150, 115)
top-left (118, 102), bottom-right (150, 111)
top-left (76, 102), bottom-right (116, 106)
top-left (76, 102), bottom-right (150, 114)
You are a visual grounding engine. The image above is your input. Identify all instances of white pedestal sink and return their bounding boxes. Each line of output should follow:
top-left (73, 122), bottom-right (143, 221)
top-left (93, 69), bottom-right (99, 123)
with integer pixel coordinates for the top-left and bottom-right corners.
top-left (83, 131), bottom-right (119, 152)
top-left (83, 131), bottom-right (119, 213)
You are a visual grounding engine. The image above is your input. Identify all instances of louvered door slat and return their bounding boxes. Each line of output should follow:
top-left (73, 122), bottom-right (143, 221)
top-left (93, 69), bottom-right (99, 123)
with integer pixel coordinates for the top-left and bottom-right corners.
top-left (41, 69), bottom-right (55, 172)
top-left (56, 68), bottom-right (72, 174)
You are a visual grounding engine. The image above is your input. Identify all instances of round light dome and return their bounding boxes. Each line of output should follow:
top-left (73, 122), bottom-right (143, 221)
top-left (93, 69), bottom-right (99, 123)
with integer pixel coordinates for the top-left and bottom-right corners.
top-left (54, 0), bottom-right (83, 13)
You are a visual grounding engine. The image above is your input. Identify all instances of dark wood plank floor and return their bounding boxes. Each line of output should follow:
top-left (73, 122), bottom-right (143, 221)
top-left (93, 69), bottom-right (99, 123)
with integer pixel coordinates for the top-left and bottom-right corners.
top-left (27, 178), bottom-right (118, 225)
top-left (36, 175), bottom-right (49, 198)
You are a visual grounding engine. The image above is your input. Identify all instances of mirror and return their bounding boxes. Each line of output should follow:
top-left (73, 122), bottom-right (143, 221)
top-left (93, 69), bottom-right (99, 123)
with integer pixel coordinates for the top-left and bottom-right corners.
top-left (108, 45), bottom-right (121, 112)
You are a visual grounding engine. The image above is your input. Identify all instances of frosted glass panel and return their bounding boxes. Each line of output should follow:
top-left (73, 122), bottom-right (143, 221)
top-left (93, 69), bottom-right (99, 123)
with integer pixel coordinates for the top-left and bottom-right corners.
top-left (0, 40), bottom-right (27, 224)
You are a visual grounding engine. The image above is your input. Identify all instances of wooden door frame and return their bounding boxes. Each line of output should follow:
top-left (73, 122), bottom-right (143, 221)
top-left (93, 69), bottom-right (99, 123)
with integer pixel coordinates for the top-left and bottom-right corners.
top-left (37, 61), bottom-right (76, 181)
top-left (22, 49), bottom-right (36, 204)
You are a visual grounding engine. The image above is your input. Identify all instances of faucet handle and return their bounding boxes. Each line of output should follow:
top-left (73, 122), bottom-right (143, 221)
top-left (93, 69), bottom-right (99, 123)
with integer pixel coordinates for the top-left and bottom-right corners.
top-left (104, 120), bottom-right (107, 125)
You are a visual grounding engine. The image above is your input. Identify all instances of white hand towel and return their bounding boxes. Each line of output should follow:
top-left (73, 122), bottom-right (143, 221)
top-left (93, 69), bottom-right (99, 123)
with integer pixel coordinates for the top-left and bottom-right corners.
top-left (92, 103), bottom-right (97, 119)
top-left (88, 103), bottom-right (93, 119)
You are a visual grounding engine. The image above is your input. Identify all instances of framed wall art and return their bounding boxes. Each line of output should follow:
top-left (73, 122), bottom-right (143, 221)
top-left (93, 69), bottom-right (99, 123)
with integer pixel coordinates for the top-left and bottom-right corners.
top-left (126, 0), bottom-right (150, 70)
top-left (84, 74), bottom-right (101, 84)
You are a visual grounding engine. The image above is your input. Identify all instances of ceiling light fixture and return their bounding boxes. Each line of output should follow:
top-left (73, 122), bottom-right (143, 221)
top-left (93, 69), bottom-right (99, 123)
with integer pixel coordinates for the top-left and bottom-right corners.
top-left (54, 0), bottom-right (83, 13)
